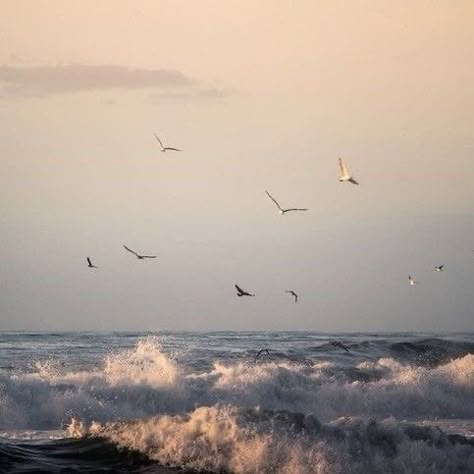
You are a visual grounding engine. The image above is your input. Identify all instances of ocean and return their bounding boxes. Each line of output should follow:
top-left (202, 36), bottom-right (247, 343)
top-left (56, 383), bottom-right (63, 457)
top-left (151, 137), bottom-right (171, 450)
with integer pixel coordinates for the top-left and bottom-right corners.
top-left (0, 331), bottom-right (473, 472)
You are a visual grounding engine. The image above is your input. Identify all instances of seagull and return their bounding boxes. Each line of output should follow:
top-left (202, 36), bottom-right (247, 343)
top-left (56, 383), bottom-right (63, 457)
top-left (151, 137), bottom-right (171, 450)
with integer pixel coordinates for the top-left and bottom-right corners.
top-left (154, 133), bottom-right (180, 152)
top-left (87, 257), bottom-right (98, 269)
top-left (123, 245), bottom-right (157, 260)
top-left (265, 190), bottom-right (308, 215)
top-left (434, 265), bottom-right (444, 272)
top-left (409, 275), bottom-right (417, 286)
top-left (330, 341), bottom-right (350, 353)
top-left (255, 348), bottom-right (272, 361)
top-left (338, 158), bottom-right (359, 185)
top-left (235, 284), bottom-right (255, 297)
top-left (285, 290), bottom-right (298, 303)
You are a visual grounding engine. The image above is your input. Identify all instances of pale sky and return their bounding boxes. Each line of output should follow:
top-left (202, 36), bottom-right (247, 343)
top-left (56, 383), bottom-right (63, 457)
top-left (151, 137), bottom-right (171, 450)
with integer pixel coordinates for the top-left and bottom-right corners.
top-left (1, 0), bottom-right (473, 331)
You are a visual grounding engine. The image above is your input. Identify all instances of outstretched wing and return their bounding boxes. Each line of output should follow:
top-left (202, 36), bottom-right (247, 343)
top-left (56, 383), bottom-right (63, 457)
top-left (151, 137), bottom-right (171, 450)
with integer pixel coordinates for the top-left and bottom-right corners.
top-left (265, 190), bottom-right (283, 212)
top-left (339, 158), bottom-right (350, 179)
top-left (255, 348), bottom-right (271, 359)
top-left (164, 147), bottom-right (181, 152)
top-left (123, 245), bottom-right (139, 257)
top-left (284, 208), bottom-right (308, 212)
top-left (141, 255), bottom-right (157, 259)
top-left (153, 133), bottom-right (164, 148)
top-left (87, 257), bottom-right (92, 266)
top-left (235, 284), bottom-right (244, 294)
top-left (348, 178), bottom-right (359, 185)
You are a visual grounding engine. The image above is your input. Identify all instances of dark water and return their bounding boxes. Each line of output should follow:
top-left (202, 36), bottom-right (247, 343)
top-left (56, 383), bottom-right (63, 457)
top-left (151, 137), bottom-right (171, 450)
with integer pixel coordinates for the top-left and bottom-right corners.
top-left (0, 331), bottom-right (473, 472)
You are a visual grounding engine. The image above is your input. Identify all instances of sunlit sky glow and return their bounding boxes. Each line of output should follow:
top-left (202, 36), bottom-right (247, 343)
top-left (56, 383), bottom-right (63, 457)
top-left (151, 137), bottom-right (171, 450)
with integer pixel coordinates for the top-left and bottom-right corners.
top-left (1, 1), bottom-right (473, 331)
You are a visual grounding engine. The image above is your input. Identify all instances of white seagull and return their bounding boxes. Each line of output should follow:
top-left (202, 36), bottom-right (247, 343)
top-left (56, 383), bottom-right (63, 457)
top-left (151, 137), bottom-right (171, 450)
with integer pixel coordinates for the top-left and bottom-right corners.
top-left (338, 158), bottom-right (359, 185)
top-left (265, 190), bottom-right (308, 215)
top-left (434, 265), bottom-right (444, 272)
top-left (285, 290), bottom-right (298, 303)
top-left (408, 275), bottom-right (418, 286)
top-left (154, 133), bottom-right (180, 152)
top-left (123, 245), bottom-right (157, 260)
top-left (87, 257), bottom-right (98, 269)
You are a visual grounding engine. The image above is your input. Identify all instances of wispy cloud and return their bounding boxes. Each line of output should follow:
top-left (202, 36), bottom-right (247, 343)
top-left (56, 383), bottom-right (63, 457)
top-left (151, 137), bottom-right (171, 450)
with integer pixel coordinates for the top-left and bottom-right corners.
top-left (0, 64), bottom-right (195, 97)
top-left (148, 86), bottom-right (238, 104)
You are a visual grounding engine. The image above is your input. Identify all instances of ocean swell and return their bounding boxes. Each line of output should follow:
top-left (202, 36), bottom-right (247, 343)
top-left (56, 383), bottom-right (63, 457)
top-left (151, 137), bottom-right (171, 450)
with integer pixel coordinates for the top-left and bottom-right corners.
top-left (68, 406), bottom-right (474, 473)
top-left (0, 337), bottom-right (473, 431)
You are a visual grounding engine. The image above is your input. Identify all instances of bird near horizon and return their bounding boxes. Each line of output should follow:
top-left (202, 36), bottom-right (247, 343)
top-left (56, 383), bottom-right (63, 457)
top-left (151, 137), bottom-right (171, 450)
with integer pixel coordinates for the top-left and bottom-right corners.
top-left (338, 158), bottom-right (359, 185)
top-left (285, 290), bottom-right (298, 303)
top-left (330, 341), bottom-right (351, 353)
top-left (265, 190), bottom-right (308, 215)
top-left (154, 133), bottom-right (180, 152)
top-left (255, 348), bottom-right (272, 361)
top-left (86, 257), bottom-right (98, 269)
top-left (434, 265), bottom-right (445, 272)
top-left (235, 284), bottom-right (255, 297)
top-left (123, 245), bottom-right (157, 260)
top-left (409, 275), bottom-right (417, 286)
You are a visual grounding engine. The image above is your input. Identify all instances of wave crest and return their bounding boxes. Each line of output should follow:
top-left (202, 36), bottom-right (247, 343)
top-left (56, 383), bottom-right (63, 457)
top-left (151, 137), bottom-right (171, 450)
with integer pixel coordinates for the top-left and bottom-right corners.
top-left (69, 406), bottom-right (474, 473)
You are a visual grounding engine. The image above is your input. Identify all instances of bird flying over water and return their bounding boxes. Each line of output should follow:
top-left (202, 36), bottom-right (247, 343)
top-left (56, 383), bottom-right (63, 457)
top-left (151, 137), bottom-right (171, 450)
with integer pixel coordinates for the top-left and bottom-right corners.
top-left (265, 190), bottom-right (308, 215)
top-left (434, 265), bottom-right (444, 272)
top-left (235, 284), bottom-right (255, 297)
top-left (338, 158), bottom-right (359, 185)
top-left (330, 341), bottom-right (350, 353)
top-left (255, 348), bottom-right (272, 360)
top-left (285, 290), bottom-right (298, 303)
top-left (123, 245), bottom-right (157, 259)
top-left (87, 257), bottom-right (98, 269)
top-left (409, 275), bottom-right (417, 286)
top-left (154, 133), bottom-right (180, 152)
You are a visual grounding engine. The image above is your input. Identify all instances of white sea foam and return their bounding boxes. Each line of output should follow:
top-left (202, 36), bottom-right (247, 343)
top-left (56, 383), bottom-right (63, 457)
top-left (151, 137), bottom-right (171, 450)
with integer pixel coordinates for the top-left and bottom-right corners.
top-left (68, 405), bottom-right (474, 473)
top-left (0, 337), bottom-right (473, 433)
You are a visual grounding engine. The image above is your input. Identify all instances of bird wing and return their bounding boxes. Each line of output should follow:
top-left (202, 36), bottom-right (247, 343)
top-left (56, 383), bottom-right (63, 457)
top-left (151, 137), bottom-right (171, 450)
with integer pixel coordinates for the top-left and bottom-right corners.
top-left (265, 190), bottom-right (283, 211)
top-left (284, 208), bottom-right (308, 212)
top-left (153, 133), bottom-right (164, 148)
top-left (123, 245), bottom-right (139, 257)
top-left (87, 257), bottom-right (92, 266)
top-left (439, 265), bottom-right (444, 270)
top-left (164, 147), bottom-right (181, 152)
top-left (235, 284), bottom-right (244, 294)
top-left (141, 255), bottom-right (157, 258)
top-left (339, 158), bottom-right (350, 179)
top-left (348, 178), bottom-right (359, 185)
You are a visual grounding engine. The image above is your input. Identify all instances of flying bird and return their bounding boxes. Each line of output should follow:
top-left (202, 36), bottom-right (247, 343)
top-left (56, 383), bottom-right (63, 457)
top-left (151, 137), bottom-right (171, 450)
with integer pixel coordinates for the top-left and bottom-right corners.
top-left (338, 158), bottom-right (359, 185)
top-left (123, 245), bottom-right (157, 260)
top-left (87, 257), bottom-right (98, 269)
top-left (255, 348), bottom-right (272, 361)
top-left (265, 190), bottom-right (308, 215)
top-left (235, 284), bottom-right (255, 297)
top-left (434, 265), bottom-right (444, 272)
top-left (408, 275), bottom-right (417, 286)
top-left (330, 341), bottom-right (350, 353)
top-left (285, 290), bottom-right (298, 303)
top-left (154, 133), bottom-right (180, 152)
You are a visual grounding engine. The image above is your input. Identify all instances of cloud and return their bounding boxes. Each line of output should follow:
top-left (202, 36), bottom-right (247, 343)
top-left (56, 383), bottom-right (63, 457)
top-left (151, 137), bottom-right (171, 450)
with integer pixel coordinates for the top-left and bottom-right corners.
top-left (0, 63), bottom-right (195, 97)
top-left (148, 86), bottom-right (238, 104)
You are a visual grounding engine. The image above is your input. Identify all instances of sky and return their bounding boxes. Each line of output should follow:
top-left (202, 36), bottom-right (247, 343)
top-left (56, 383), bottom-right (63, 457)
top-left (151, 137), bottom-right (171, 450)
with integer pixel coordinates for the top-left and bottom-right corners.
top-left (1, 0), bottom-right (473, 331)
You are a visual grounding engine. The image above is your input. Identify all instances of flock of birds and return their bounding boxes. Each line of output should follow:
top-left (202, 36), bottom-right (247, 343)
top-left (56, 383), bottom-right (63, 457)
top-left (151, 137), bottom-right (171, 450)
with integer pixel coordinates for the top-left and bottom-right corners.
top-left (84, 132), bottom-right (455, 362)
top-left (86, 135), bottom-right (447, 306)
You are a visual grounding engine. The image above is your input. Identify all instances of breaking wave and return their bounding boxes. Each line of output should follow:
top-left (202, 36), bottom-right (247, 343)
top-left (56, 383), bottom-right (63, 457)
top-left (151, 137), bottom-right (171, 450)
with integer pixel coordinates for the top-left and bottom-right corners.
top-left (1, 335), bottom-right (473, 472)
